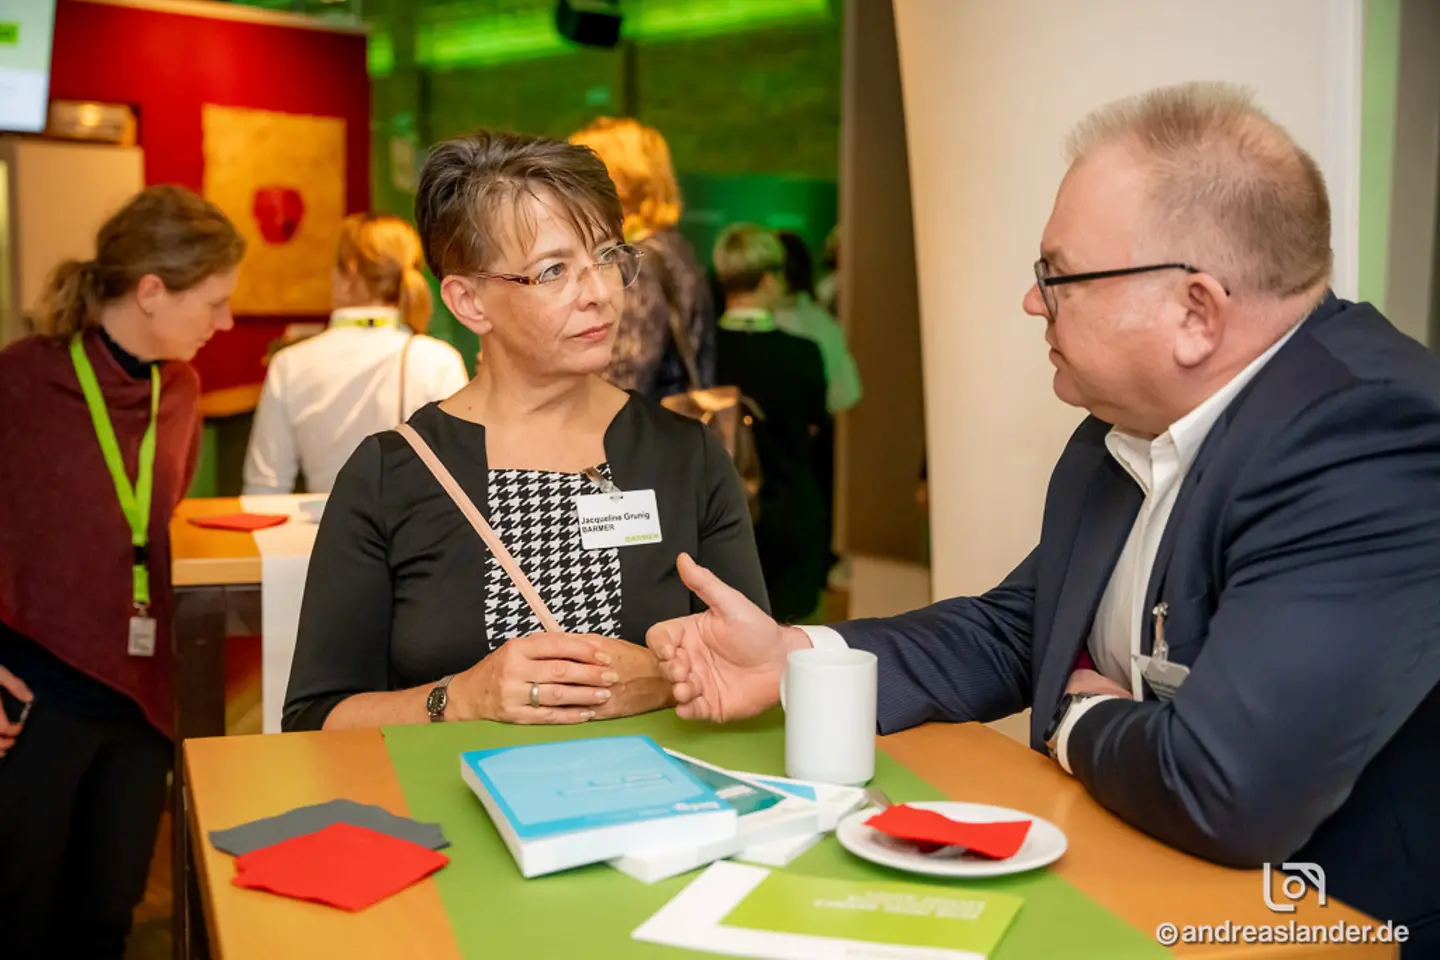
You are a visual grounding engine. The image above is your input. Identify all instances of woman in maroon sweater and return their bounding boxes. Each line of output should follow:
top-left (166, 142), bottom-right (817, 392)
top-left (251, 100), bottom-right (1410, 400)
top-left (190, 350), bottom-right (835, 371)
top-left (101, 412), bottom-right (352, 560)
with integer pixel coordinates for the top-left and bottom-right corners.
top-left (0, 185), bottom-right (244, 959)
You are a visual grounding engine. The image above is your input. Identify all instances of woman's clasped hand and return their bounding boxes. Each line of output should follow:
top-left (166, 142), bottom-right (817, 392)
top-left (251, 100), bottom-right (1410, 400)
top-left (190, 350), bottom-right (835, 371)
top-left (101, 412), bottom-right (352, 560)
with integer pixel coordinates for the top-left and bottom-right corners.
top-left (445, 632), bottom-right (674, 724)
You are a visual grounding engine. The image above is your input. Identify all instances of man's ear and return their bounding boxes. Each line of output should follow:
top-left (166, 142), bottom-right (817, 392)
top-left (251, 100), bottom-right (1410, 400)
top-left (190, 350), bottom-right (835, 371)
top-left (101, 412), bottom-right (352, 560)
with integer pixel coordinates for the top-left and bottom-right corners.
top-left (441, 276), bottom-right (492, 337)
top-left (1173, 273), bottom-right (1229, 369)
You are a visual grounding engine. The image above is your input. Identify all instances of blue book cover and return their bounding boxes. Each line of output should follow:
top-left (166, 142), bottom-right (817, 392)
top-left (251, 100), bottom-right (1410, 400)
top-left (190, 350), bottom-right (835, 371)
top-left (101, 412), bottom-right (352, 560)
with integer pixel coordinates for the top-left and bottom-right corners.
top-left (461, 735), bottom-right (728, 841)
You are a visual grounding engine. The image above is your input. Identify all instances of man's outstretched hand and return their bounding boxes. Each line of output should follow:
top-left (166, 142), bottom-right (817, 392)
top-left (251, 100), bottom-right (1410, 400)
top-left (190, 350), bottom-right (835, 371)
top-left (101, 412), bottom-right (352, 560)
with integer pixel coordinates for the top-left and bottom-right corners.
top-left (647, 553), bottom-right (811, 722)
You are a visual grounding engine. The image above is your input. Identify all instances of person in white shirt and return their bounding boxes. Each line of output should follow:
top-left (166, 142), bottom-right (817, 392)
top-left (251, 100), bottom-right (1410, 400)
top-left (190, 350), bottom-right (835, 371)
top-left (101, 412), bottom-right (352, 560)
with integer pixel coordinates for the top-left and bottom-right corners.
top-left (243, 214), bottom-right (470, 494)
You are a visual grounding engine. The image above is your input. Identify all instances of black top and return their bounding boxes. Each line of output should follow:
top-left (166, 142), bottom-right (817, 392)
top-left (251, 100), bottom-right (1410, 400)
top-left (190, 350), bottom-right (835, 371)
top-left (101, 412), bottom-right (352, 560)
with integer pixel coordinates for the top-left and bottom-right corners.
top-left (100, 325), bottom-right (160, 378)
top-left (716, 327), bottom-right (829, 622)
top-left (282, 394), bottom-right (769, 731)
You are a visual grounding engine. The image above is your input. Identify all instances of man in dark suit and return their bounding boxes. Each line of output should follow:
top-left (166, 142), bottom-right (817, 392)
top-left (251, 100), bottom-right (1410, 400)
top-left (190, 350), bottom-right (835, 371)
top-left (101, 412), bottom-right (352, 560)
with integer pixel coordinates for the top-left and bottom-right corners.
top-left (649, 81), bottom-right (1440, 952)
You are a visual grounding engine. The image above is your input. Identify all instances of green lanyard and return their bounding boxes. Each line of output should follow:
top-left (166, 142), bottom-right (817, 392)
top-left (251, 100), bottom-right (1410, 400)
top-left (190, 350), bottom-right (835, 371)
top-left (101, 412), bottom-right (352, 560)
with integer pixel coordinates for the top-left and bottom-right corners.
top-left (70, 334), bottom-right (160, 613)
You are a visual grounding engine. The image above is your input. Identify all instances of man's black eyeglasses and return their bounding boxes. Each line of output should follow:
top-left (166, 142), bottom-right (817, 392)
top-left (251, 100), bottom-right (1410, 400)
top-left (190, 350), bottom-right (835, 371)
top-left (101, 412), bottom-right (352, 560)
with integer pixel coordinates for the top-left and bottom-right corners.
top-left (1033, 260), bottom-right (1201, 318)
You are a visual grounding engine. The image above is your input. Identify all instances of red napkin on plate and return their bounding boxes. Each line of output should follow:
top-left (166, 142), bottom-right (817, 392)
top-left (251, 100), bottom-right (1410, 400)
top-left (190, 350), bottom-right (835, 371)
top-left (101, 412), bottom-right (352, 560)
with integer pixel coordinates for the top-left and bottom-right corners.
top-left (866, 805), bottom-right (1032, 859)
top-left (232, 822), bottom-right (448, 910)
top-left (188, 514), bottom-right (289, 532)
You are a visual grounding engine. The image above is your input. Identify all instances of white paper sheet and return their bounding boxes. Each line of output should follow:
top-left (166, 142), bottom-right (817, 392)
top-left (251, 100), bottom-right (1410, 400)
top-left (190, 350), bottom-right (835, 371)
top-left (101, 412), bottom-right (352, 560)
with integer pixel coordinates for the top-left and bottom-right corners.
top-left (239, 495), bottom-right (322, 734)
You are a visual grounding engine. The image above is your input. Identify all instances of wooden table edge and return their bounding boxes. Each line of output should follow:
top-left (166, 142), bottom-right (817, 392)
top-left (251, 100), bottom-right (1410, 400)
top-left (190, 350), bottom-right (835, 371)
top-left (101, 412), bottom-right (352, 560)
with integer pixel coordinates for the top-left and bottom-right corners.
top-left (183, 764), bottom-right (223, 952)
top-left (171, 497), bottom-right (263, 587)
top-left (173, 556), bottom-right (264, 588)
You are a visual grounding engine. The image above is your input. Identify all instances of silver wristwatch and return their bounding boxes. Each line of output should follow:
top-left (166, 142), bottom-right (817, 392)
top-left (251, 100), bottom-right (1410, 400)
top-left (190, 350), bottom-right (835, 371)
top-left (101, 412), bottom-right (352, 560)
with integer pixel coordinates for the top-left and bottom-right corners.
top-left (426, 674), bottom-right (455, 722)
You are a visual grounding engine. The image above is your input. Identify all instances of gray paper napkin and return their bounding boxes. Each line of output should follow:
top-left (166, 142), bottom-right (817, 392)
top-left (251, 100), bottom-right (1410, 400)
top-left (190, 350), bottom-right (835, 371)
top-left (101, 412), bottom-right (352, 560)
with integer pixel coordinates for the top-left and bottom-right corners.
top-left (209, 798), bottom-right (449, 856)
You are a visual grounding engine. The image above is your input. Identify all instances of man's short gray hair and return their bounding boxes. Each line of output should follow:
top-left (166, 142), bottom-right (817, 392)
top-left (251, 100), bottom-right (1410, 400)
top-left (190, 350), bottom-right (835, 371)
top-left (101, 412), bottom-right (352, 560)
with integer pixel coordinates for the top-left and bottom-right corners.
top-left (1067, 81), bottom-right (1332, 297)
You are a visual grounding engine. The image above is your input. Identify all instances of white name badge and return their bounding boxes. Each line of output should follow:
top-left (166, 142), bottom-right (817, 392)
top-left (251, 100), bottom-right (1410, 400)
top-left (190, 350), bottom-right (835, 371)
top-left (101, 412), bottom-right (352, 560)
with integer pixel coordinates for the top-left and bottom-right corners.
top-left (575, 490), bottom-right (663, 549)
top-left (128, 616), bottom-right (157, 658)
top-left (1132, 653), bottom-right (1190, 702)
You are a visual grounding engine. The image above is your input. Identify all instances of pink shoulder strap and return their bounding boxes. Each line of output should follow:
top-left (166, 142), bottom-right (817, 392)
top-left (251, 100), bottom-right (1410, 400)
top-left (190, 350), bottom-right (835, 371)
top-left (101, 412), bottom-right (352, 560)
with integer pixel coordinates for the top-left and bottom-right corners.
top-left (394, 423), bottom-right (562, 634)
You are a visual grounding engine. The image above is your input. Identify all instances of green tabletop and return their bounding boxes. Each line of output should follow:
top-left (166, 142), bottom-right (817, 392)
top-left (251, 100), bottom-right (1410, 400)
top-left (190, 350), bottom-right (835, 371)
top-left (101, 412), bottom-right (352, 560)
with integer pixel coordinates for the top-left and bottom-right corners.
top-left (382, 710), bottom-right (1166, 959)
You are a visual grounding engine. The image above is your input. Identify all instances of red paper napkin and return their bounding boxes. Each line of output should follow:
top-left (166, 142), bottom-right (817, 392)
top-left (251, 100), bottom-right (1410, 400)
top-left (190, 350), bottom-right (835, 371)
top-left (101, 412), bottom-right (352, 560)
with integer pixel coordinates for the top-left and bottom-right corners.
top-left (188, 513), bottom-right (289, 532)
top-left (232, 822), bottom-right (448, 910)
top-left (866, 805), bottom-right (1032, 859)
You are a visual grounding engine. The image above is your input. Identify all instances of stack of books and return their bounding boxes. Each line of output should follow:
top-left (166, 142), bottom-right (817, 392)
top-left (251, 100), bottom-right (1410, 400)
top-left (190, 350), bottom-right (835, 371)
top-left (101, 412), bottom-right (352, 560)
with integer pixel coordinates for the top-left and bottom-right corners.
top-left (460, 735), bottom-right (866, 881)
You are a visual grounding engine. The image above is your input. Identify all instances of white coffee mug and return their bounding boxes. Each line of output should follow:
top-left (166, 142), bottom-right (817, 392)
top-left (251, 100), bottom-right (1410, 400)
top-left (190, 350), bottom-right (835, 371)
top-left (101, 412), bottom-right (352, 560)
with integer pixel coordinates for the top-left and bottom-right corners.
top-left (781, 647), bottom-right (878, 785)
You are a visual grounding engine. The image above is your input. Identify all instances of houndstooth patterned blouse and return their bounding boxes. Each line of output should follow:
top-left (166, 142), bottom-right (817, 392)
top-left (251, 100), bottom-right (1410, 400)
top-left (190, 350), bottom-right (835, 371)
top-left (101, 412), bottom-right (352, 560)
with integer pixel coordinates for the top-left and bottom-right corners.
top-left (481, 463), bottom-right (623, 648)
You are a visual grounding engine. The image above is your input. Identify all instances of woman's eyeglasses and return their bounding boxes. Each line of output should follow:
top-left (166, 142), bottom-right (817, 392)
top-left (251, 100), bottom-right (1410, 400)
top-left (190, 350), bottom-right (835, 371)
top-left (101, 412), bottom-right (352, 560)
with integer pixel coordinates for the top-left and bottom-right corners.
top-left (475, 244), bottom-right (644, 302)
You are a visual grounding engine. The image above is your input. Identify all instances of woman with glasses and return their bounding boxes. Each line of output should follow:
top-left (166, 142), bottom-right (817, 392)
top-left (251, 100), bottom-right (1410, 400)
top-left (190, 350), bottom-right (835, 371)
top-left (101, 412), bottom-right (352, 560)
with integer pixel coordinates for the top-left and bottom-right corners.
top-left (283, 131), bottom-right (768, 731)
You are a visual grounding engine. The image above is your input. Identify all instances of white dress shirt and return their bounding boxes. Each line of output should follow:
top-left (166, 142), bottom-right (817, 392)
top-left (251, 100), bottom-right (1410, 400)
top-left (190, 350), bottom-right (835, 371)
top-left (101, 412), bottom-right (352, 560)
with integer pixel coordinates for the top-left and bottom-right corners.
top-left (805, 320), bottom-right (1303, 772)
top-left (243, 308), bottom-right (470, 495)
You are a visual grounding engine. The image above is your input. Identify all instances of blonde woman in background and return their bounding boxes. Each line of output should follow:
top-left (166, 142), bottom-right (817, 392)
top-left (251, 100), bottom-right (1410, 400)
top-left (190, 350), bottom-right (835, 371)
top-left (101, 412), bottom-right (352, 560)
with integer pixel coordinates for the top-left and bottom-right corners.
top-left (244, 213), bottom-right (469, 494)
top-left (570, 117), bottom-right (715, 399)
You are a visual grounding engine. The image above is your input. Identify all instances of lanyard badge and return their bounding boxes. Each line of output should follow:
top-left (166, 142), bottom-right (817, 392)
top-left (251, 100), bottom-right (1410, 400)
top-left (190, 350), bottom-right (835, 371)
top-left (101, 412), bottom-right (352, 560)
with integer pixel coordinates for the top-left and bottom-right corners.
top-left (70, 335), bottom-right (160, 656)
top-left (1133, 600), bottom-right (1191, 701)
top-left (574, 467), bottom-right (663, 550)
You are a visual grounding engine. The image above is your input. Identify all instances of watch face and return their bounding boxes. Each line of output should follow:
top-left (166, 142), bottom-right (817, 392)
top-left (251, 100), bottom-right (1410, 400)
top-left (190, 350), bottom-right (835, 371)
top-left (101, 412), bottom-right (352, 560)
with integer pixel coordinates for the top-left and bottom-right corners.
top-left (426, 686), bottom-right (447, 717)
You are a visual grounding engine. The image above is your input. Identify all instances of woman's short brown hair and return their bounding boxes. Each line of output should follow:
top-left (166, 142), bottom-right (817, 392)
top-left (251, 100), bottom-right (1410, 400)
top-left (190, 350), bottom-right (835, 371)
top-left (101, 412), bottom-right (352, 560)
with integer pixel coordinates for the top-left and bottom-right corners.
top-left (414, 131), bottom-right (623, 281)
top-left (569, 117), bottom-right (682, 239)
top-left (33, 184), bottom-right (245, 341)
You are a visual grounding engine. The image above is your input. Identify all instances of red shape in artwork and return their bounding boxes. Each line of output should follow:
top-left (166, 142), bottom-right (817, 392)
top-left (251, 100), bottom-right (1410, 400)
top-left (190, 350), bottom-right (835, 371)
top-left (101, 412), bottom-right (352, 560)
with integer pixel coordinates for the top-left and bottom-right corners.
top-left (252, 186), bottom-right (305, 243)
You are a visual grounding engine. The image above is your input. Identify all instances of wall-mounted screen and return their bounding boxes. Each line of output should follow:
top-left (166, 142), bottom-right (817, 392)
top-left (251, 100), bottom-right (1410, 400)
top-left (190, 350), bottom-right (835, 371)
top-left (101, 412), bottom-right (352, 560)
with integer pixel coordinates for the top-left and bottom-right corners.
top-left (0, 1), bottom-right (57, 133)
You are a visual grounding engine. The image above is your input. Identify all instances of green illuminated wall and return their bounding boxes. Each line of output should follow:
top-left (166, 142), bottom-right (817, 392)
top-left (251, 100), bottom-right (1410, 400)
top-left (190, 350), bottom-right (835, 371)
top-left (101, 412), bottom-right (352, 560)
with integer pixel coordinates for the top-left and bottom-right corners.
top-left (1360, 0), bottom-right (1401, 310)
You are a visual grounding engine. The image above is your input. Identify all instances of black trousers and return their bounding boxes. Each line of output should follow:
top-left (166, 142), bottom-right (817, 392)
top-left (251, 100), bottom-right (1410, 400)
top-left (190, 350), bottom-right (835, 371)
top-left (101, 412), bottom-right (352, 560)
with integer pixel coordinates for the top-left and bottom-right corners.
top-left (0, 698), bottom-right (170, 960)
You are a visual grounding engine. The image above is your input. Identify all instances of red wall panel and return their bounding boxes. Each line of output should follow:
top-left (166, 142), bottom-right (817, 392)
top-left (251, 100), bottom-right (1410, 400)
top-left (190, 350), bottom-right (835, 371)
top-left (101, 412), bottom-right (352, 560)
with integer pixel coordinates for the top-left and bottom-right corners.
top-left (49, 0), bottom-right (370, 390)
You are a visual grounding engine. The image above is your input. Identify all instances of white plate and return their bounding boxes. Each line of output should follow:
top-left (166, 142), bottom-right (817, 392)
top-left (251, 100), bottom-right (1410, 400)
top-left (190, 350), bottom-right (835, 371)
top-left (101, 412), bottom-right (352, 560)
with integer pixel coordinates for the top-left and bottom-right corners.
top-left (836, 801), bottom-right (1067, 878)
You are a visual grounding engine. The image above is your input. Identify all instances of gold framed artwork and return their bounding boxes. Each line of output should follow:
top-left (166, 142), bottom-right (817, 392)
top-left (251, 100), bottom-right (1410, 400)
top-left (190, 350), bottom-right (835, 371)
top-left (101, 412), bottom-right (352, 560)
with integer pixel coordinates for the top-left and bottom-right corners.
top-left (202, 105), bottom-right (346, 315)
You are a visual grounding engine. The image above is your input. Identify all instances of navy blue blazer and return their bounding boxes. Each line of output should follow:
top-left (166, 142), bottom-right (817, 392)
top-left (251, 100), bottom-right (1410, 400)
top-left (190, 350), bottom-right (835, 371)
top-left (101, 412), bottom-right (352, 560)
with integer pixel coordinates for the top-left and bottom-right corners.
top-left (835, 295), bottom-right (1440, 946)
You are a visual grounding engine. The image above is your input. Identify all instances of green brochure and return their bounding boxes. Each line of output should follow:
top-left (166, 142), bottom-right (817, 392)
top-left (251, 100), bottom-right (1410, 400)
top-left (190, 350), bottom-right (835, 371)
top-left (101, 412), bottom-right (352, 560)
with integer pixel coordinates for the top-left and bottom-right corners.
top-left (635, 861), bottom-right (1022, 959)
top-left (725, 869), bottom-right (1022, 953)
